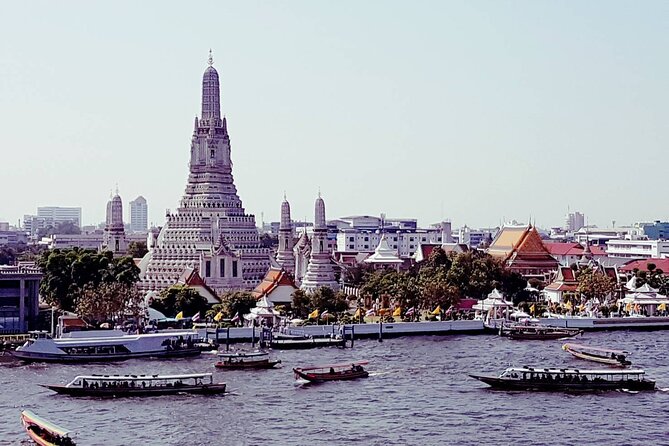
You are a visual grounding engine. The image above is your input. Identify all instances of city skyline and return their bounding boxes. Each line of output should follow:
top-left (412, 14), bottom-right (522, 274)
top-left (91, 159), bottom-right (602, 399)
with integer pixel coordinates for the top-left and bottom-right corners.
top-left (1, 2), bottom-right (667, 229)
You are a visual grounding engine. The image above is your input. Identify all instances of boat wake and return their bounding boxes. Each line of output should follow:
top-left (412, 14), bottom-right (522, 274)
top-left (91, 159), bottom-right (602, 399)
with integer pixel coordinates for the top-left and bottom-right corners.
top-left (617, 389), bottom-right (639, 394)
top-left (656, 387), bottom-right (669, 393)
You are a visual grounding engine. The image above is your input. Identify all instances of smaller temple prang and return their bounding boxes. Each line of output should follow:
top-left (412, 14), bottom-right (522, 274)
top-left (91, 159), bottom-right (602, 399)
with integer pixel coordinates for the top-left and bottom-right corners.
top-left (300, 193), bottom-right (339, 293)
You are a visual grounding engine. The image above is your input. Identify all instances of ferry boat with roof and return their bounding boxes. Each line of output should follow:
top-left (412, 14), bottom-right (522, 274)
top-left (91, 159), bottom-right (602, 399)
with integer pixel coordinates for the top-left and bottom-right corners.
top-left (470, 366), bottom-right (655, 391)
top-left (42, 373), bottom-right (226, 397)
top-left (215, 351), bottom-right (281, 369)
top-left (21, 409), bottom-right (76, 446)
top-left (12, 330), bottom-right (202, 363)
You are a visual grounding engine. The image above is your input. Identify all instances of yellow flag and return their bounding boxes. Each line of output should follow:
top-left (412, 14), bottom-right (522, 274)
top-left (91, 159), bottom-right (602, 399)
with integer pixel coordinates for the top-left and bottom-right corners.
top-left (175, 311), bottom-right (184, 320)
top-left (354, 308), bottom-right (361, 318)
top-left (529, 304), bottom-right (536, 315)
top-left (578, 303), bottom-right (586, 311)
top-left (308, 309), bottom-right (319, 319)
top-left (392, 307), bottom-right (402, 317)
top-left (658, 303), bottom-right (666, 311)
top-left (625, 302), bottom-right (632, 312)
top-left (564, 301), bottom-right (572, 311)
top-left (214, 311), bottom-right (224, 322)
top-left (431, 305), bottom-right (441, 315)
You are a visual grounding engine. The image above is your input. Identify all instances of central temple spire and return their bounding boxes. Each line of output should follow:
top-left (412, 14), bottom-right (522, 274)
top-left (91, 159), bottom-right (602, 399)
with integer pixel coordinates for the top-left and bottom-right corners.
top-left (201, 50), bottom-right (221, 125)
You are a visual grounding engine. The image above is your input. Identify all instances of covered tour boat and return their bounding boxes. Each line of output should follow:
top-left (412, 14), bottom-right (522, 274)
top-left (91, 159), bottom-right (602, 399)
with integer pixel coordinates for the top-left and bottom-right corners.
top-left (470, 366), bottom-right (655, 391)
top-left (500, 323), bottom-right (583, 340)
top-left (562, 343), bottom-right (632, 366)
top-left (12, 331), bottom-right (202, 363)
top-left (293, 361), bottom-right (369, 383)
top-left (21, 410), bottom-right (76, 446)
top-left (42, 373), bottom-right (226, 397)
top-left (215, 351), bottom-right (281, 369)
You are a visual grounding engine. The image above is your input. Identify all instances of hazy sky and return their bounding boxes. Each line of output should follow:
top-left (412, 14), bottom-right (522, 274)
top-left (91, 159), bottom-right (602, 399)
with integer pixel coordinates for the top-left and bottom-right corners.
top-left (1, 1), bottom-right (667, 230)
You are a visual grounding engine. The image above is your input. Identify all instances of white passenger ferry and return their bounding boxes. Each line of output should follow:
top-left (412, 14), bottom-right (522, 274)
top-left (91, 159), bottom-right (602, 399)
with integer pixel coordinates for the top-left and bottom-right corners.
top-left (12, 331), bottom-right (202, 363)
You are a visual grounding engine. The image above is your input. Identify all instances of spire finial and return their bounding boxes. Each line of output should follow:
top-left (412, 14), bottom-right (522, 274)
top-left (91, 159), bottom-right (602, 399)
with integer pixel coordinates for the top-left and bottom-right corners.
top-left (208, 49), bottom-right (213, 67)
top-left (283, 191), bottom-right (287, 201)
top-left (318, 187), bottom-right (321, 198)
top-left (115, 183), bottom-right (119, 196)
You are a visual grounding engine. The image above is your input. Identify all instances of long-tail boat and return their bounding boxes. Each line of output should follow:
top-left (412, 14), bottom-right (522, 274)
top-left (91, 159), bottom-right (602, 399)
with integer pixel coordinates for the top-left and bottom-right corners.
top-left (562, 343), bottom-right (632, 366)
top-left (293, 361), bottom-right (369, 383)
top-left (215, 351), bottom-right (281, 369)
top-left (20, 410), bottom-right (76, 446)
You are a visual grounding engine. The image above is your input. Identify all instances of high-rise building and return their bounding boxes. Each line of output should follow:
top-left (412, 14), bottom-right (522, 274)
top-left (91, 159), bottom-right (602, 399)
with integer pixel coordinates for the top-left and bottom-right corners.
top-left (139, 52), bottom-right (270, 293)
top-left (565, 211), bottom-right (585, 232)
top-left (129, 196), bottom-right (148, 233)
top-left (37, 206), bottom-right (82, 227)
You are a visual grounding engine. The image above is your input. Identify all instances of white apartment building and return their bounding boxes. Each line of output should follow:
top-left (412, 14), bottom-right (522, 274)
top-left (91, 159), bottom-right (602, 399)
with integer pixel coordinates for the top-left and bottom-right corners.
top-left (606, 239), bottom-right (669, 259)
top-left (129, 196), bottom-right (148, 233)
top-left (37, 207), bottom-right (82, 227)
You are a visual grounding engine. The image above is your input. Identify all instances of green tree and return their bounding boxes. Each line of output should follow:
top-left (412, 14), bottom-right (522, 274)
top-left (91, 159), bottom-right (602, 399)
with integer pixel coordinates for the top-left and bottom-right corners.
top-left (127, 241), bottom-right (149, 258)
top-left (290, 289), bottom-right (311, 318)
top-left (151, 285), bottom-right (209, 318)
top-left (219, 291), bottom-right (256, 318)
top-left (39, 248), bottom-right (140, 312)
top-left (0, 246), bottom-right (16, 265)
top-left (77, 282), bottom-right (145, 326)
top-left (576, 267), bottom-right (617, 301)
top-left (309, 287), bottom-right (350, 315)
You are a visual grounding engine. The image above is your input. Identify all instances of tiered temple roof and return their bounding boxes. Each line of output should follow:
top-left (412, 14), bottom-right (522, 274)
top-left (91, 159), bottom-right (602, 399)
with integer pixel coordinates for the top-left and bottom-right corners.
top-left (139, 53), bottom-right (270, 293)
top-left (487, 224), bottom-right (559, 279)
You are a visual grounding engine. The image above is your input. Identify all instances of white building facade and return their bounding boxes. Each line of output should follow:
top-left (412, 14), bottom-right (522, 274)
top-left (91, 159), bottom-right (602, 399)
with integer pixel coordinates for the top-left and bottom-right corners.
top-left (129, 196), bottom-right (148, 233)
top-left (606, 239), bottom-right (669, 260)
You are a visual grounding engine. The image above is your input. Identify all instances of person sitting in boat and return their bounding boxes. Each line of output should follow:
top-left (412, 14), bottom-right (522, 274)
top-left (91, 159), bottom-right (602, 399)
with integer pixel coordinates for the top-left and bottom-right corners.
top-left (330, 367), bottom-right (335, 374)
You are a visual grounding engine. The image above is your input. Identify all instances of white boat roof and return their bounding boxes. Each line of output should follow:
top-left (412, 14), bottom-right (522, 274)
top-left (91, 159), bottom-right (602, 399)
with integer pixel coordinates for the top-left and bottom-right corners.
top-left (71, 373), bottom-right (212, 381)
top-left (218, 351), bottom-right (268, 357)
top-left (507, 367), bottom-right (645, 375)
top-left (52, 331), bottom-right (199, 345)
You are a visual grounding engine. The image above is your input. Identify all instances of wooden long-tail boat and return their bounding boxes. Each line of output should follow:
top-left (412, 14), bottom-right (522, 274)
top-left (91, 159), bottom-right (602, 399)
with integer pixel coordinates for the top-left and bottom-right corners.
top-left (215, 351), bottom-right (281, 369)
top-left (293, 361), bottom-right (369, 383)
top-left (20, 410), bottom-right (76, 446)
top-left (562, 343), bottom-right (632, 366)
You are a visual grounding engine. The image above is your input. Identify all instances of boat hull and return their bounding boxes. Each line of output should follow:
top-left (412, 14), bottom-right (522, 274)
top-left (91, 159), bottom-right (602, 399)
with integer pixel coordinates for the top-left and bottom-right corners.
top-left (21, 410), bottom-right (73, 446)
top-left (567, 350), bottom-right (631, 366)
top-left (470, 375), bottom-right (655, 392)
top-left (42, 383), bottom-right (227, 397)
top-left (294, 369), bottom-right (369, 383)
top-left (12, 348), bottom-right (201, 363)
top-left (215, 359), bottom-right (280, 369)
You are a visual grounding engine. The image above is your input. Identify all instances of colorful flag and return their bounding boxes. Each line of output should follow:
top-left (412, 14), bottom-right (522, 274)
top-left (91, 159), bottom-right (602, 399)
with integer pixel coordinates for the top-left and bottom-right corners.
top-left (365, 309), bottom-right (376, 317)
top-left (393, 307), bottom-right (402, 317)
top-left (213, 311), bottom-right (224, 322)
top-left (431, 305), bottom-right (441, 316)
top-left (308, 309), bottom-right (319, 319)
top-left (231, 312), bottom-right (240, 323)
top-left (175, 311), bottom-right (184, 320)
top-left (320, 310), bottom-right (329, 319)
top-left (191, 312), bottom-right (201, 322)
top-left (405, 307), bottom-right (415, 316)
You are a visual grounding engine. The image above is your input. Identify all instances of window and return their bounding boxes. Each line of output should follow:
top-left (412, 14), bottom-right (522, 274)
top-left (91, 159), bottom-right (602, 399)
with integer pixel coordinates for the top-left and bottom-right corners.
top-left (210, 149), bottom-right (215, 158)
top-left (349, 237), bottom-right (354, 242)
top-left (232, 260), bottom-right (238, 277)
top-left (220, 259), bottom-right (225, 277)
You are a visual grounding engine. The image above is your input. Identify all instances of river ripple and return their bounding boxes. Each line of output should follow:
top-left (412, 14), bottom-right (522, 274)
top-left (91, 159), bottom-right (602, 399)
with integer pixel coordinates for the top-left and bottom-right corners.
top-left (2, 330), bottom-right (669, 446)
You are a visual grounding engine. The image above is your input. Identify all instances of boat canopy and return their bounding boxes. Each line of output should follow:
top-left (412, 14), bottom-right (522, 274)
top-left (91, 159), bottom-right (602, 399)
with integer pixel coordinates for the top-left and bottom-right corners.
top-left (22, 410), bottom-right (70, 437)
top-left (562, 343), bottom-right (630, 355)
top-left (506, 367), bottom-right (645, 375)
top-left (296, 361), bottom-right (369, 372)
top-left (69, 373), bottom-right (213, 382)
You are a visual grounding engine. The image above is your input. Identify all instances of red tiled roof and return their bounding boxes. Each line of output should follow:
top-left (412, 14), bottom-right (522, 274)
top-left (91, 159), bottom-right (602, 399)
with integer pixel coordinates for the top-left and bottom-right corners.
top-left (620, 258), bottom-right (669, 273)
top-left (544, 243), bottom-right (607, 257)
top-left (252, 268), bottom-right (297, 299)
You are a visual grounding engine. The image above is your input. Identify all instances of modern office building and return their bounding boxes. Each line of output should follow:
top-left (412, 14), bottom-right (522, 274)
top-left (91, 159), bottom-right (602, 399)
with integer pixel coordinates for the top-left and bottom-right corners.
top-left (129, 196), bottom-right (148, 233)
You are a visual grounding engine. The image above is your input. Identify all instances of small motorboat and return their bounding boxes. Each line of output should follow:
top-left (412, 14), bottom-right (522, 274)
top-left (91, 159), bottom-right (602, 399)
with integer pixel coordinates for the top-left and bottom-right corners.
top-left (42, 373), bottom-right (226, 397)
top-left (20, 410), bottom-right (76, 446)
top-left (562, 343), bottom-right (632, 367)
top-left (470, 366), bottom-right (655, 392)
top-left (500, 323), bottom-right (583, 340)
top-left (214, 351), bottom-right (281, 369)
top-left (293, 361), bottom-right (369, 383)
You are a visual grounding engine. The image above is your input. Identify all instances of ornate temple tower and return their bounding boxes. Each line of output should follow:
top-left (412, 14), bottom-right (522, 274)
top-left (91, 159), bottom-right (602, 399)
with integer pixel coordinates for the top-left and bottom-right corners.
top-left (139, 51), bottom-right (271, 293)
top-left (275, 195), bottom-right (295, 273)
top-left (102, 190), bottom-right (128, 254)
top-left (293, 230), bottom-right (311, 286)
top-left (300, 194), bottom-right (339, 293)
